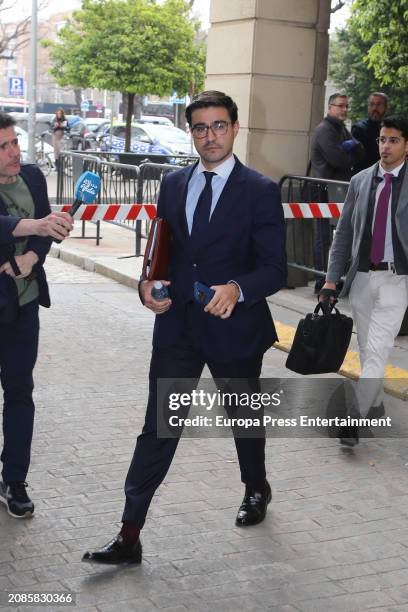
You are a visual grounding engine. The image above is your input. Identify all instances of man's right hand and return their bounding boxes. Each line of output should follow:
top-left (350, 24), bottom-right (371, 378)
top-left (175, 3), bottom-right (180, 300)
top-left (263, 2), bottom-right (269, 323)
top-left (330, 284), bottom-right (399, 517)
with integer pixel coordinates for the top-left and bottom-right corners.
top-left (13, 213), bottom-right (74, 240)
top-left (35, 212), bottom-right (74, 239)
top-left (318, 281), bottom-right (338, 305)
top-left (140, 279), bottom-right (172, 314)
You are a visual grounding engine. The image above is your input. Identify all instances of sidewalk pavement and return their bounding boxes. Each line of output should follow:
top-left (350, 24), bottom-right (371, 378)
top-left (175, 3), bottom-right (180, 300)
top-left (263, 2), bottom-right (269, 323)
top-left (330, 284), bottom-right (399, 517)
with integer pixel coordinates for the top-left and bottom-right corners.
top-left (2, 256), bottom-right (408, 612)
top-left (50, 219), bottom-right (408, 400)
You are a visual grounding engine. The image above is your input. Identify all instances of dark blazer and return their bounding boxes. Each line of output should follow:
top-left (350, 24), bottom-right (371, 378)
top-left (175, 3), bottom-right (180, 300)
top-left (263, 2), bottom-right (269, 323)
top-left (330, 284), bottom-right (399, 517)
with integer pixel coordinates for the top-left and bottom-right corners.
top-left (152, 156), bottom-right (287, 362)
top-left (310, 115), bottom-right (364, 181)
top-left (0, 164), bottom-right (52, 321)
top-left (351, 118), bottom-right (381, 173)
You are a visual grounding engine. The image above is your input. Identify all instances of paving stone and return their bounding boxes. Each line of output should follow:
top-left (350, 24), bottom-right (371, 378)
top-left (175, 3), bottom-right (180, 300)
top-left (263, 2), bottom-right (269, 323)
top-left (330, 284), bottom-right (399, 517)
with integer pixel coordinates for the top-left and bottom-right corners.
top-left (295, 589), bottom-right (397, 611)
top-left (1, 258), bottom-right (408, 611)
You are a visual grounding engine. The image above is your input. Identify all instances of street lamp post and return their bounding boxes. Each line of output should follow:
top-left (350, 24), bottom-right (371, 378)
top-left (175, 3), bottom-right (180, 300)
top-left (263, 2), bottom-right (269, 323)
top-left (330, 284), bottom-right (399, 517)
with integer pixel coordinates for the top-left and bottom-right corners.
top-left (27, 0), bottom-right (37, 163)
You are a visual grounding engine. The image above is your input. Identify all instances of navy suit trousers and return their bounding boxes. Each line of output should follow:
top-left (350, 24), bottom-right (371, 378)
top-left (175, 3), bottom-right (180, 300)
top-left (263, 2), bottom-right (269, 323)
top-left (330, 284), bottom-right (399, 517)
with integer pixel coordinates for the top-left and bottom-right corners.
top-left (0, 299), bottom-right (39, 483)
top-left (122, 303), bottom-right (265, 527)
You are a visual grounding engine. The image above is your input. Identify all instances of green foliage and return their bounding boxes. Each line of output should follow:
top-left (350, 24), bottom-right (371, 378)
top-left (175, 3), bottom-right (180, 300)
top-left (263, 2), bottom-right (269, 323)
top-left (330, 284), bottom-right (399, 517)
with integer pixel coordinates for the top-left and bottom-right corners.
top-left (329, 1), bottom-right (408, 120)
top-left (353, 0), bottom-right (408, 87)
top-left (44, 0), bottom-right (205, 100)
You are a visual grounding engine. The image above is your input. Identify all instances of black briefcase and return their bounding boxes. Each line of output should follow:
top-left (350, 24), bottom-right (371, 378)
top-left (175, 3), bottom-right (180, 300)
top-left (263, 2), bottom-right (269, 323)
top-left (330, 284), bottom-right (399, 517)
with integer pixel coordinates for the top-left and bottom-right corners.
top-left (285, 303), bottom-right (353, 375)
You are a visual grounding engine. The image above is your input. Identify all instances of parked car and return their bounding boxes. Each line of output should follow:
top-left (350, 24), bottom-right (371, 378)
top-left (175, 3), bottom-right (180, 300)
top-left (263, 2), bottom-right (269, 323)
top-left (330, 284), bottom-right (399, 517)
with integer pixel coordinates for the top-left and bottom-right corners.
top-left (67, 117), bottom-right (110, 150)
top-left (144, 124), bottom-right (196, 155)
top-left (139, 115), bottom-right (174, 126)
top-left (98, 122), bottom-right (196, 156)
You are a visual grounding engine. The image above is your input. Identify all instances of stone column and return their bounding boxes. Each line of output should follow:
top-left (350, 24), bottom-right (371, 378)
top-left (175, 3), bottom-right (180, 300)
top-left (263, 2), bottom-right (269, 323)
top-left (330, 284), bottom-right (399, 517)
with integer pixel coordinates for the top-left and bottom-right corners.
top-left (205, 0), bottom-right (331, 181)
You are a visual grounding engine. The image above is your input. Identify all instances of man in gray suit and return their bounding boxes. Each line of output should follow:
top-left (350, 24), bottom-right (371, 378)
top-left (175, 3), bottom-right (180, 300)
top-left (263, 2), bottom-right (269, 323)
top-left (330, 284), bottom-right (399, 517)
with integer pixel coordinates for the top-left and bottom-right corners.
top-left (320, 116), bottom-right (408, 446)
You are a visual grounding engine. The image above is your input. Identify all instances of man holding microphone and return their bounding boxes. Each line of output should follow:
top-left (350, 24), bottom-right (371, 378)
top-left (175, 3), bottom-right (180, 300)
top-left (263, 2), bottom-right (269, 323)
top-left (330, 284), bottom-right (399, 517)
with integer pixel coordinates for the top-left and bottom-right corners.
top-left (0, 112), bottom-right (73, 518)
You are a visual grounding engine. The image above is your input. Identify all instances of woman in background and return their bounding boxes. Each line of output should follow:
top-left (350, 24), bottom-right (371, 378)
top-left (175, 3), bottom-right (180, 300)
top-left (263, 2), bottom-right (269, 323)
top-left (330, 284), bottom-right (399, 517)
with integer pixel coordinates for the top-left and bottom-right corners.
top-left (52, 108), bottom-right (67, 170)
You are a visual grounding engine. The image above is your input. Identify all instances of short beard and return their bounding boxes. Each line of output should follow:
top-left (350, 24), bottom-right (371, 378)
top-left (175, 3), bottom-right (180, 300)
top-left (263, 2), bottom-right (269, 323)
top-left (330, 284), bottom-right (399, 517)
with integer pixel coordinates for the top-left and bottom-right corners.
top-left (200, 148), bottom-right (232, 166)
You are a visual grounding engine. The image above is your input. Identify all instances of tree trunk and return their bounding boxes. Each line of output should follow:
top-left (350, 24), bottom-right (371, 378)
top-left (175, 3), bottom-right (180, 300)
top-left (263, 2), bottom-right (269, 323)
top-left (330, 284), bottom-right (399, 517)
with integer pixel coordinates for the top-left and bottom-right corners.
top-left (125, 92), bottom-right (135, 152)
top-left (74, 88), bottom-right (82, 111)
top-left (133, 94), bottom-right (143, 121)
top-left (121, 92), bottom-right (128, 120)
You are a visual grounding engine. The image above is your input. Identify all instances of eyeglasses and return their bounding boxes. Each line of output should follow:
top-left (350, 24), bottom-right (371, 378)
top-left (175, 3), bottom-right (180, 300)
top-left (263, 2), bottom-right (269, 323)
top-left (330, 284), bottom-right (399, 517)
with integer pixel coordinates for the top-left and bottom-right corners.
top-left (376, 136), bottom-right (402, 145)
top-left (191, 120), bottom-right (230, 139)
top-left (330, 104), bottom-right (349, 109)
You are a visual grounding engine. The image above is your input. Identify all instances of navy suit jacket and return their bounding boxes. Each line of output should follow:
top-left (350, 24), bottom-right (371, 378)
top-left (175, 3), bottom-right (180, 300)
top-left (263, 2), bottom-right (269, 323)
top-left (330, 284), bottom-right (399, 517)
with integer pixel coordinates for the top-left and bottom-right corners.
top-left (152, 156), bottom-right (287, 362)
top-left (0, 164), bottom-right (52, 321)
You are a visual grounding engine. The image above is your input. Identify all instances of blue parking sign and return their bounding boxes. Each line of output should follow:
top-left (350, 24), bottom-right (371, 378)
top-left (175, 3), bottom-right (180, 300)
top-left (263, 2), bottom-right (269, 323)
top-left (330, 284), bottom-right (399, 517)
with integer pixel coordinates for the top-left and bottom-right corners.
top-left (9, 76), bottom-right (24, 97)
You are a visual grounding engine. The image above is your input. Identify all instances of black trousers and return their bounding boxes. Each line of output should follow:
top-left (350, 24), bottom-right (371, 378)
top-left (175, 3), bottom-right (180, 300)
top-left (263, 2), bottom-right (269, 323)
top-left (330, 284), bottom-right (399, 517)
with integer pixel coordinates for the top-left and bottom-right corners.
top-left (122, 304), bottom-right (265, 527)
top-left (0, 300), bottom-right (39, 484)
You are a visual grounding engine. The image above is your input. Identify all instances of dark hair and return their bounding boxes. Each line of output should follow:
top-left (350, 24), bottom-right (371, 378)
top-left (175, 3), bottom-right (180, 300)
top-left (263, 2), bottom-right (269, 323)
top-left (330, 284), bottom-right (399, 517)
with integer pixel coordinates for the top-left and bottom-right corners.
top-left (368, 92), bottom-right (388, 106)
top-left (381, 115), bottom-right (408, 140)
top-left (0, 113), bottom-right (16, 130)
top-left (185, 91), bottom-right (238, 126)
top-left (55, 107), bottom-right (66, 120)
top-left (328, 92), bottom-right (347, 106)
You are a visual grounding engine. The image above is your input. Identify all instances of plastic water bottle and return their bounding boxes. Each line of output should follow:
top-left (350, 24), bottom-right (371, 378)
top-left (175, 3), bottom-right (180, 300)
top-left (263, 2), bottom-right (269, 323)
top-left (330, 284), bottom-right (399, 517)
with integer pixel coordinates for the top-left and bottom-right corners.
top-left (151, 281), bottom-right (169, 301)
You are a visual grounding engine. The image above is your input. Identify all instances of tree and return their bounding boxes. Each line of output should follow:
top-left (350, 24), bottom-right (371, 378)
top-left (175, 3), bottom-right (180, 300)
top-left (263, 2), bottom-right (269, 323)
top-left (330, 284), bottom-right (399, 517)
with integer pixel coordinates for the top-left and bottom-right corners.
top-left (44, 0), bottom-right (206, 150)
top-left (329, 2), bottom-right (408, 120)
top-left (352, 0), bottom-right (408, 88)
top-left (329, 25), bottom-right (385, 121)
top-left (0, 0), bottom-right (30, 60)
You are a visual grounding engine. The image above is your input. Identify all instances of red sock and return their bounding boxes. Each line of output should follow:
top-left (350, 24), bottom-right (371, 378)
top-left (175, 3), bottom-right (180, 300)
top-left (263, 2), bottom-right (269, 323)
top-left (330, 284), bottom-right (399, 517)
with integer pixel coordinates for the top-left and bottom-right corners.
top-left (120, 521), bottom-right (140, 544)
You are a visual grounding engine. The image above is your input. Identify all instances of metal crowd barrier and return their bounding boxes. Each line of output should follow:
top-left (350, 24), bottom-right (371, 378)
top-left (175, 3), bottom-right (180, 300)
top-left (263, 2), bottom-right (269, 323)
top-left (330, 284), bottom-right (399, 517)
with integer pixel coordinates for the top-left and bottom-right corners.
top-left (57, 151), bottom-right (103, 244)
top-left (279, 174), bottom-right (349, 288)
top-left (135, 162), bottom-right (183, 255)
top-left (56, 156), bottom-right (351, 281)
top-left (56, 151), bottom-right (195, 253)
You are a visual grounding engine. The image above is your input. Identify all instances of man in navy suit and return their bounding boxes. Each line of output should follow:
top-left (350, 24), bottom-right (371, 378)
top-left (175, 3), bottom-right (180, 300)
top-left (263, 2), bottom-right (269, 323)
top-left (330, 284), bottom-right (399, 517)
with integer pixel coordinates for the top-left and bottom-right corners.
top-left (0, 113), bottom-right (73, 519)
top-left (83, 91), bottom-right (287, 564)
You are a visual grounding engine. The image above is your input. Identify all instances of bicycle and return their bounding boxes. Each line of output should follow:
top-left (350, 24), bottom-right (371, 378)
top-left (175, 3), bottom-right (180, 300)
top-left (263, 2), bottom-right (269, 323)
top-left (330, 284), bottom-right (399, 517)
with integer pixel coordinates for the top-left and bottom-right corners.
top-left (35, 131), bottom-right (54, 176)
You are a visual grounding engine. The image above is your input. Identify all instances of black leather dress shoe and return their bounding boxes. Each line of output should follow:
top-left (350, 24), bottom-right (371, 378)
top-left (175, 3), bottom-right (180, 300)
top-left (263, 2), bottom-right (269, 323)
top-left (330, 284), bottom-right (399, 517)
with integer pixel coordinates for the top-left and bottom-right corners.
top-left (235, 480), bottom-right (272, 527)
top-left (82, 534), bottom-right (142, 564)
top-left (338, 425), bottom-right (359, 447)
top-left (366, 403), bottom-right (385, 419)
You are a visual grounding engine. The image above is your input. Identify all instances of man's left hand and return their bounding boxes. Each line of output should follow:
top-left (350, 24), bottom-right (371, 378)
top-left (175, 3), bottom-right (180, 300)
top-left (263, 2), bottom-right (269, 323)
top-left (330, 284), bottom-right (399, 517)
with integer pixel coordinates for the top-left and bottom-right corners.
top-left (0, 251), bottom-right (39, 278)
top-left (204, 283), bottom-right (240, 319)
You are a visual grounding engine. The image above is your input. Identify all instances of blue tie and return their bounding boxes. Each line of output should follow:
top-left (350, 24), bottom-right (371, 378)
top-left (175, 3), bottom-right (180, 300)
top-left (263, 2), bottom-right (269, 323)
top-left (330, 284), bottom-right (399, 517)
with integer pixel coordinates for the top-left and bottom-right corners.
top-left (190, 171), bottom-right (215, 242)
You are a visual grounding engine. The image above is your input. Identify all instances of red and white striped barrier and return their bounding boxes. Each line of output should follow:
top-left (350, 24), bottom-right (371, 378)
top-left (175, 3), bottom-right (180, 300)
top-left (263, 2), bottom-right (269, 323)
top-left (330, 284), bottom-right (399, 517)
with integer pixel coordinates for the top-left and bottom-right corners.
top-left (51, 202), bottom-right (344, 221)
top-left (283, 202), bottom-right (343, 218)
top-left (52, 203), bottom-right (157, 222)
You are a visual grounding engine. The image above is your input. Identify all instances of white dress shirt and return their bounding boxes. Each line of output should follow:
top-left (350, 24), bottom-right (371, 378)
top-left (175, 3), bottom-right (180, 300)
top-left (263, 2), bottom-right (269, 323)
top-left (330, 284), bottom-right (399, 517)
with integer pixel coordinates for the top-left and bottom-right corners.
top-left (185, 155), bottom-right (236, 233)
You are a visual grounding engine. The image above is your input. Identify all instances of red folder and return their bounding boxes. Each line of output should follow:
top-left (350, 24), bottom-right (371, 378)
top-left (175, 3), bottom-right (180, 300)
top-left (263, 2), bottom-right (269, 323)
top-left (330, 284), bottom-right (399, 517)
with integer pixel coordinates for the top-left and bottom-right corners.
top-left (141, 217), bottom-right (171, 280)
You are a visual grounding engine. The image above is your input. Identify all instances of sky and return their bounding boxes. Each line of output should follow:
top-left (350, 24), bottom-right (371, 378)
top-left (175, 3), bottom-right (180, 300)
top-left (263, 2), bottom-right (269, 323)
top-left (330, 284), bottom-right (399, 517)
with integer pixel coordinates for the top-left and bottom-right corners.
top-left (5, 0), bottom-right (210, 25)
top-left (5, 0), bottom-right (348, 31)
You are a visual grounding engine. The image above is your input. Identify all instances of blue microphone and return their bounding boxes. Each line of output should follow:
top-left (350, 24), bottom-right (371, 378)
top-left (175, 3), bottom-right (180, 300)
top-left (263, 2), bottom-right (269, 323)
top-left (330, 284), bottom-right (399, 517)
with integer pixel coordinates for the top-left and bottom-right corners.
top-left (69, 171), bottom-right (101, 217)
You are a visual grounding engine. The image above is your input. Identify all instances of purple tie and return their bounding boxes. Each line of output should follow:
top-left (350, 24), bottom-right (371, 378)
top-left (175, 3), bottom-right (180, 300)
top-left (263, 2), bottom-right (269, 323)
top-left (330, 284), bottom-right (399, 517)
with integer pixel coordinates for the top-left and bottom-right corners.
top-left (370, 173), bottom-right (393, 265)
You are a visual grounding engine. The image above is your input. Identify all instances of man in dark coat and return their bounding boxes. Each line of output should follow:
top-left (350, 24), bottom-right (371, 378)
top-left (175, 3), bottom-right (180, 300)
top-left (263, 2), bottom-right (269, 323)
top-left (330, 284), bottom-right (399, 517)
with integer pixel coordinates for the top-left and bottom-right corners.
top-left (83, 91), bottom-right (287, 565)
top-left (0, 113), bottom-right (73, 518)
top-left (310, 93), bottom-right (364, 292)
top-left (352, 92), bottom-right (389, 174)
top-left (310, 92), bottom-right (364, 181)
